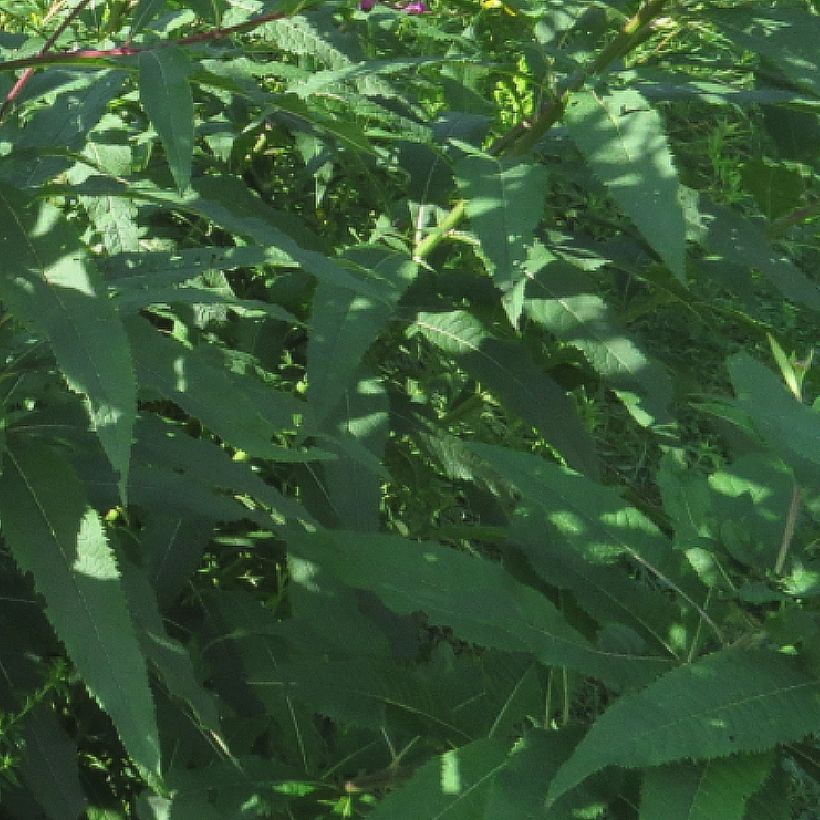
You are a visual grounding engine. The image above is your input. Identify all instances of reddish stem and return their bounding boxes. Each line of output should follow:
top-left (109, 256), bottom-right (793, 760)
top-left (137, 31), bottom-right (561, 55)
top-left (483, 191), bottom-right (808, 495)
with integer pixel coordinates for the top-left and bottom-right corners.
top-left (0, 7), bottom-right (288, 120)
top-left (1, 0), bottom-right (94, 118)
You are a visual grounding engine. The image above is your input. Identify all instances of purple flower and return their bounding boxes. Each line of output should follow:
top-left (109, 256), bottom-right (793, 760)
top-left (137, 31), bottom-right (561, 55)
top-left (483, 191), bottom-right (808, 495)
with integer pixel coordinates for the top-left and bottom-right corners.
top-left (403, 0), bottom-right (429, 12)
top-left (359, 0), bottom-right (378, 10)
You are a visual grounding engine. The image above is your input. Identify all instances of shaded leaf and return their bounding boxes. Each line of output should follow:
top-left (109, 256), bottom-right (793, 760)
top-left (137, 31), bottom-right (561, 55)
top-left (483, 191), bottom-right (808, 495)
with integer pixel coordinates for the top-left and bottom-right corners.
top-left (728, 353), bottom-right (820, 478)
top-left (19, 704), bottom-right (87, 820)
top-left (455, 156), bottom-right (548, 323)
top-left (0, 184), bottom-right (136, 498)
top-left (365, 738), bottom-right (510, 819)
top-left (524, 247), bottom-right (673, 426)
top-left (139, 47), bottom-right (194, 191)
top-left (414, 310), bottom-right (598, 477)
top-left (288, 527), bottom-right (672, 688)
top-left (565, 89), bottom-right (686, 280)
top-left (700, 202), bottom-right (820, 312)
top-left (547, 650), bottom-right (820, 805)
top-left (0, 441), bottom-right (160, 774)
top-left (640, 752), bottom-right (773, 820)
top-left (127, 317), bottom-right (325, 463)
top-left (308, 250), bottom-right (414, 427)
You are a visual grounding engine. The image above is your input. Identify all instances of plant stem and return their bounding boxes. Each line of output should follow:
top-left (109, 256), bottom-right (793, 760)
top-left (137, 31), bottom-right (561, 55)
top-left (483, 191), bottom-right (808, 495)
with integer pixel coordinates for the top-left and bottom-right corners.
top-left (0, 0), bottom-right (94, 119)
top-left (413, 0), bottom-right (672, 259)
top-left (0, 4), bottom-right (296, 116)
top-left (775, 483), bottom-right (802, 576)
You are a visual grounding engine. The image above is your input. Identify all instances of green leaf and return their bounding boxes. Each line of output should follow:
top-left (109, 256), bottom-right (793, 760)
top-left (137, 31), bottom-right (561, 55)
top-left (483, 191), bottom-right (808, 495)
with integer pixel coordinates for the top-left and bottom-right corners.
top-left (127, 317), bottom-right (325, 462)
top-left (547, 649), bottom-right (820, 805)
top-left (130, 0), bottom-right (167, 38)
top-left (700, 202), bottom-right (820, 312)
top-left (709, 9), bottom-right (820, 95)
top-left (524, 248), bottom-right (673, 426)
top-left (119, 555), bottom-right (221, 734)
top-left (19, 704), bottom-right (87, 820)
top-left (139, 47), bottom-right (194, 191)
top-left (266, 93), bottom-right (376, 154)
top-left (564, 89), bottom-right (686, 280)
top-left (308, 250), bottom-right (414, 427)
top-left (510, 508), bottom-right (685, 659)
top-left (467, 442), bottom-right (680, 578)
top-left (0, 72), bottom-right (125, 188)
top-left (288, 528), bottom-right (672, 688)
top-left (0, 184), bottom-right (136, 499)
top-left (68, 116), bottom-right (140, 254)
top-left (366, 738), bottom-right (510, 819)
top-left (640, 753), bottom-right (773, 820)
top-left (308, 368), bottom-right (389, 530)
top-left (455, 156), bottom-right (548, 324)
top-left (135, 415), bottom-right (314, 526)
top-left (0, 440), bottom-right (160, 774)
top-left (414, 311), bottom-right (598, 478)
top-left (99, 245), bottom-right (293, 286)
top-left (727, 352), bottom-right (820, 477)
top-left (263, 14), bottom-right (359, 71)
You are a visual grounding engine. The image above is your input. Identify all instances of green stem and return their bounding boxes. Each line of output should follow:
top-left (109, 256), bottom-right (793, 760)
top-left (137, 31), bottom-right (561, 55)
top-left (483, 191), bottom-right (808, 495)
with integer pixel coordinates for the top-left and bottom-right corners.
top-left (413, 0), bottom-right (673, 259)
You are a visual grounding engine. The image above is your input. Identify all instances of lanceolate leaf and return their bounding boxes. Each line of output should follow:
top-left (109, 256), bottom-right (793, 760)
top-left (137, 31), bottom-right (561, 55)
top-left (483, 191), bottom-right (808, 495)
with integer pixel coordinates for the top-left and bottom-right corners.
top-left (524, 249), bottom-right (673, 426)
top-left (308, 250), bottom-right (415, 427)
top-left (127, 317), bottom-right (327, 463)
top-left (414, 311), bottom-right (599, 478)
top-left (119, 556), bottom-right (221, 734)
top-left (0, 440), bottom-right (160, 774)
top-left (19, 704), bottom-right (87, 820)
top-left (727, 353), bottom-right (820, 478)
top-left (365, 738), bottom-right (510, 819)
top-left (455, 156), bottom-right (548, 323)
top-left (139, 47), bottom-right (194, 191)
top-left (708, 8), bottom-right (820, 96)
top-left (547, 650), bottom-right (820, 805)
top-left (640, 752), bottom-right (773, 820)
top-left (288, 527), bottom-right (672, 688)
top-left (468, 442), bottom-right (678, 575)
top-left (0, 184), bottom-right (136, 500)
top-left (700, 202), bottom-right (820, 312)
top-left (565, 89), bottom-right (686, 280)
top-left (0, 72), bottom-right (125, 188)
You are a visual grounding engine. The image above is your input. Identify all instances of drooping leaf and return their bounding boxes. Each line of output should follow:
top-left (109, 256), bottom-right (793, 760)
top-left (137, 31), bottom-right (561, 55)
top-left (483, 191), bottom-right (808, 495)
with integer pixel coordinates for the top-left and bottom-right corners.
top-left (0, 72), bottom-right (125, 188)
top-left (365, 738), bottom-right (510, 819)
top-left (48, 175), bottom-right (385, 297)
top-left (467, 442), bottom-right (683, 580)
top-left (127, 317), bottom-right (326, 463)
top-left (129, 0), bottom-right (167, 38)
top-left (524, 246), bottom-right (673, 426)
top-left (308, 250), bottom-right (414, 427)
top-left (547, 649), bottom-right (820, 805)
top-left (139, 47), bottom-right (194, 191)
top-left (564, 89), bottom-right (686, 280)
top-left (510, 507), bottom-right (685, 659)
top-left (119, 554), bottom-right (222, 734)
top-left (414, 310), bottom-right (599, 477)
top-left (727, 353), bottom-right (820, 478)
top-left (708, 8), bottom-right (820, 95)
top-left (306, 368), bottom-right (389, 529)
top-left (640, 752), bottom-right (774, 820)
top-left (0, 184), bottom-right (136, 499)
top-left (455, 155), bottom-right (548, 323)
top-left (0, 440), bottom-right (160, 774)
top-left (19, 704), bottom-right (87, 820)
top-left (288, 527), bottom-right (672, 687)
top-left (134, 415), bottom-right (313, 525)
top-left (700, 202), bottom-right (820, 312)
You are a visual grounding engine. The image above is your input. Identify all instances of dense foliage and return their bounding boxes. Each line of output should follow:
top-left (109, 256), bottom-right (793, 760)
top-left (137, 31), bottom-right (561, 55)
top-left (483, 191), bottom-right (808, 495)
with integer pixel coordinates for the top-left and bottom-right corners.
top-left (0, 0), bottom-right (818, 817)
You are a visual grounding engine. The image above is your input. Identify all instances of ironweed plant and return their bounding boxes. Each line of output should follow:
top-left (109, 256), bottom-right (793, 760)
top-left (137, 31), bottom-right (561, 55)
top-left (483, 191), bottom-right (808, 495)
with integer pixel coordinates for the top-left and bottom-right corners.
top-left (0, 0), bottom-right (818, 817)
